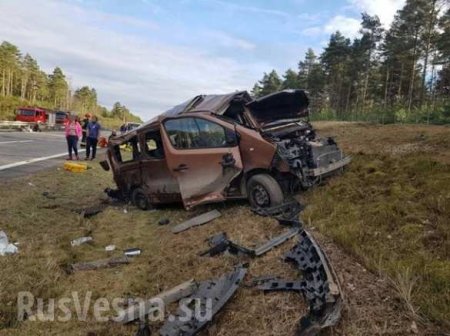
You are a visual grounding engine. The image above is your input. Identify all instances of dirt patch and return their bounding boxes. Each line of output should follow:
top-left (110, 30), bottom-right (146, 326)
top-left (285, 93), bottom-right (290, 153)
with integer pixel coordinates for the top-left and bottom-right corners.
top-left (313, 230), bottom-right (441, 336)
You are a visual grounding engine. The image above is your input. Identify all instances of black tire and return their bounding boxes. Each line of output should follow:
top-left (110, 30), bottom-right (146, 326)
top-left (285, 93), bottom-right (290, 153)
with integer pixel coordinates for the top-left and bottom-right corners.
top-left (131, 188), bottom-right (152, 211)
top-left (247, 174), bottom-right (284, 208)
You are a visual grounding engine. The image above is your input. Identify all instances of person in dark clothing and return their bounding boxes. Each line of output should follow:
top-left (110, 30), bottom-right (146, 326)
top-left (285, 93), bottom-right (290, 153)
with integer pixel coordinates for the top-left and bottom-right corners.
top-left (80, 113), bottom-right (91, 147)
top-left (120, 123), bottom-right (126, 135)
top-left (85, 115), bottom-right (101, 160)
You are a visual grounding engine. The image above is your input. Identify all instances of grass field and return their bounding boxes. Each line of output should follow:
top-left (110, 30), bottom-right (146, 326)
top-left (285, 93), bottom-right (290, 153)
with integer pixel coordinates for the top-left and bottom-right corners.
top-left (0, 122), bottom-right (449, 335)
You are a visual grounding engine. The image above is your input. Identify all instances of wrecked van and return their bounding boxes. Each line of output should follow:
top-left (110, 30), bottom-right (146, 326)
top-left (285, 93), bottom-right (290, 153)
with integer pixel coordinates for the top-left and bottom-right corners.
top-left (102, 90), bottom-right (351, 209)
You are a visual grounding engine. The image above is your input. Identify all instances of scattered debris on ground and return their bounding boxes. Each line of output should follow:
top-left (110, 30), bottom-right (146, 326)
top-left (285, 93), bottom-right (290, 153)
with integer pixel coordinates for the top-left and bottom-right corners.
top-left (171, 210), bottom-right (222, 233)
top-left (124, 248), bottom-right (142, 257)
top-left (200, 227), bottom-right (299, 257)
top-left (63, 162), bottom-right (88, 172)
top-left (70, 256), bottom-right (129, 272)
top-left (256, 230), bottom-right (343, 335)
top-left (0, 231), bottom-right (18, 256)
top-left (105, 244), bottom-right (116, 252)
top-left (41, 191), bottom-right (56, 199)
top-left (73, 204), bottom-right (108, 218)
top-left (70, 236), bottom-right (93, 247)
top-left (158, 218), bottom-right (170, 225)
top-left (159, 266), bottom-right (248, 336)
top-left (115, 279), bottom-right (197, 324)
top-left (134, 322), bottom-right (151, 336)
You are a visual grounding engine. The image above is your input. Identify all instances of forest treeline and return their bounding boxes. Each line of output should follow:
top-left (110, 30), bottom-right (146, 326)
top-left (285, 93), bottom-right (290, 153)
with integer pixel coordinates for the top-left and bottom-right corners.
top-left (252, 0), bottom-right (450, 124)
top-left (0, 41), bottom-right (142, 125)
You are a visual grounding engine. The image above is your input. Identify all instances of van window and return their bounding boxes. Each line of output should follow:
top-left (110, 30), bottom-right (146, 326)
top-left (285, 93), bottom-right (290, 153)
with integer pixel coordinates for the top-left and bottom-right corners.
top-left (115, 136), bottom-right (141, 163)
top-left (145, 131), bottom-right (164, 158)
top-left (164, 118), bottom-right (227, 149)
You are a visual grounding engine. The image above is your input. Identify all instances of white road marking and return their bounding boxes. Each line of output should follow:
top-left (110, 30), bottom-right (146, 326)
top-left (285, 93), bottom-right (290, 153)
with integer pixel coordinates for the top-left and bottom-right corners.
top-left (0, 140), bottom-right (34, 145)
top-left (0, 149), bottom-right (87, 171)
top-left (28, 132), bottom-right (66, 138)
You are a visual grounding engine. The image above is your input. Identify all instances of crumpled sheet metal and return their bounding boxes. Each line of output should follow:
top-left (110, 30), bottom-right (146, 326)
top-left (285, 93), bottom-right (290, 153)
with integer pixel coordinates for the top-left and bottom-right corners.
top-left (257, 230), bottom-right (343, 336)
top-left (200, 227), bottom-right (299, 257)
top-left (172, 210), bottom-right (221, 234)
top-left (252, 200), bottom-right (305, 226)
top-left (159, 266), bottom-right (247, 336)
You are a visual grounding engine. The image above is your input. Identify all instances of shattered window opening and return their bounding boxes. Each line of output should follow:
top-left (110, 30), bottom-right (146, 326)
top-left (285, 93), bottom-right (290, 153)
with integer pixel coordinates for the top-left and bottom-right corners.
top-left (164, 117), bottom-right (229, 149)
top-left (144, 130), bottom-right (165, 159)
top-left (115, 136), bottom-right (141, 163)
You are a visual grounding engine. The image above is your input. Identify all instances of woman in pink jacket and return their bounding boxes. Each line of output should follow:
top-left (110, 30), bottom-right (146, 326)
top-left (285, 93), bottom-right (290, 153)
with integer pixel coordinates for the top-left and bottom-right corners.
top-left (65, 115), bottom-right (83, 160)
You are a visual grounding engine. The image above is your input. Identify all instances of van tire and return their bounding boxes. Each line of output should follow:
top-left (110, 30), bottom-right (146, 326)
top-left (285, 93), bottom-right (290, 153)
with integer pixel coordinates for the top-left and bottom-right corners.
top-left (247, 174), bottom-right (284, 208)
top-left (131, 188), bottom-right (152, 211)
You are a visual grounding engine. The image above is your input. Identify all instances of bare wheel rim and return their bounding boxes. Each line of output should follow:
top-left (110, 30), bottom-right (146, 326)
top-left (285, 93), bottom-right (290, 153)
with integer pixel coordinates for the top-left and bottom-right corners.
top-left (252, 184), bottom-right (270, 207)
top-left (135, 192), bottom-right (147, 209)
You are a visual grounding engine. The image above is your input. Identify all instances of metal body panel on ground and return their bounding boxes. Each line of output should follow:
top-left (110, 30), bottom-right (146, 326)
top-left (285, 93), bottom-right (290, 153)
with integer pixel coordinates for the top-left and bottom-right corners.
top-left (200, 227), bottom-right (300, 257)
top-left (257, 230), bottom-right (343, 336)
top-left (159, 266), bottom-right (247, 336)
top-left (172, 210), bottom-right (222, 233)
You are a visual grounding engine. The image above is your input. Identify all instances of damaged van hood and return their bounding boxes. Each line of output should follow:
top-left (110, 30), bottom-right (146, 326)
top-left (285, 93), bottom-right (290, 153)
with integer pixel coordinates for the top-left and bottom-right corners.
top-left (157, 89), bottom-right (309, 128)
top-left (246, 89), bottom-right (309, 128)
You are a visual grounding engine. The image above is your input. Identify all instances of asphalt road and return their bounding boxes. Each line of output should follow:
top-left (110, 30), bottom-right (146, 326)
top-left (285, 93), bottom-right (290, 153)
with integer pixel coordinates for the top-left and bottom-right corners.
top-left (0, 131), bottom-right (90, 180)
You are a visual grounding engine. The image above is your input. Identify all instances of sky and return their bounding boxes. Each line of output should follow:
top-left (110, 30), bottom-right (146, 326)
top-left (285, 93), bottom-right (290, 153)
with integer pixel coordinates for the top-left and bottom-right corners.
top-left (0, 0), bottom-right (406, 120)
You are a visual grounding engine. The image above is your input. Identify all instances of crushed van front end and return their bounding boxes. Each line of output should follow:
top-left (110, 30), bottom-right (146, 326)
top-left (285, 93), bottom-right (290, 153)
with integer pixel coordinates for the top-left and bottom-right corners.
top-left (267, 121), bottom-right (351, 189)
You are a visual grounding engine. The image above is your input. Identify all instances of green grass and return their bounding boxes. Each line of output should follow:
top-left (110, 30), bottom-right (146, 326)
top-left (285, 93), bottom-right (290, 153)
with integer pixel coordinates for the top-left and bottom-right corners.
top-left (303, 124), bottom-right (450, 324)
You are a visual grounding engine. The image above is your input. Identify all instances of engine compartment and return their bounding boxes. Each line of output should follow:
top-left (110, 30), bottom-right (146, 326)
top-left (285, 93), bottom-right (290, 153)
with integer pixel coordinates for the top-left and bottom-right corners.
top-left (264, 121), bottom-right (346, 188)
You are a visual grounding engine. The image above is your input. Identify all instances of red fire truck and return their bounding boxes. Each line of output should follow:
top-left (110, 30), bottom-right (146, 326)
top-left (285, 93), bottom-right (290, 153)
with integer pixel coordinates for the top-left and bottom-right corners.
top-left (15, 107), bottom-right (70, 125)
top-left (15, 107), bottom-right (48, 123)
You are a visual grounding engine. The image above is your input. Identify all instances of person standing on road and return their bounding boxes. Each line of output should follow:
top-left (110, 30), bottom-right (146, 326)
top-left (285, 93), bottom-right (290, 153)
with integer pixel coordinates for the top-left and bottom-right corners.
top-left (80, 113), bottom-right (91, 147)
top-left (85, 115), bottom-right (101, 160)
top-left (65, 115), bottom-right (82, 160)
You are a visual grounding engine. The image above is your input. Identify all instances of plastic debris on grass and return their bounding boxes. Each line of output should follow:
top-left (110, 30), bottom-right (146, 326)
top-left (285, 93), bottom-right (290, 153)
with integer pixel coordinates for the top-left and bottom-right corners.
top-left (0, 231), bottom-right (19, 256)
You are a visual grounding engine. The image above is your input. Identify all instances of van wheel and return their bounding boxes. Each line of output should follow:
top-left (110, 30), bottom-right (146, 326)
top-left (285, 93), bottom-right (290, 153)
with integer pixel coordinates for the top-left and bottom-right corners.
top-left (247, 174), bottom-right (284, 208)
top-left (131, 188), bottom-right (152, 210)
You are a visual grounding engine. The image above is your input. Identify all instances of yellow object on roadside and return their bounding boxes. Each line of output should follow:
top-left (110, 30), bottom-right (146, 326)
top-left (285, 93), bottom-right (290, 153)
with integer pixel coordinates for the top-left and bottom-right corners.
top-left (64, 162), bottom-right (88, 172)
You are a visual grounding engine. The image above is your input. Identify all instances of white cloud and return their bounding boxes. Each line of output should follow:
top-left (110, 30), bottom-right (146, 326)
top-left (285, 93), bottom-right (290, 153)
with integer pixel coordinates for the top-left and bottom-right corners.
top-left (208, 0), bottom-right (290, 18)
top-left (298, 12), bottom-right (325, 24)
top-left (324, 15), bottom-right (361, 39)
top-left (203, 31), bottom-right (256, 51)
top-left (301, 26), bottom-right (323, 36)
top-left (348, 0), bottom-right (406, 27)
top-left (0, 0), bottom-right (267, 120)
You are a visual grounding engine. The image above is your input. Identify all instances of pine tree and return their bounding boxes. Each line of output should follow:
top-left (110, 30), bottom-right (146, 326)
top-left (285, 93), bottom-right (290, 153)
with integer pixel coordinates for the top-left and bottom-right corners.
top-left (298, 48), bottom-right (317, 89)
top-left (359, 13), bottom-right (383, 113)
top-left (321, 31), bottom-right (352, 116)
top-left (48, 67), bottom-right (69, 109)
top-left (257, 70), bottom-right (282, 97)
top-left (281, 69), bottom-right (300, 90)
top-left (0, 41), bottom-right (21, 96)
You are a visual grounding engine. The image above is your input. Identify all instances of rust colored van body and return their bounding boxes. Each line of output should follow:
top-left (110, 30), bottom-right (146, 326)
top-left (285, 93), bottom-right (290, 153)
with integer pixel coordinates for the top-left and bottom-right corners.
top-left (103, 90), bottom-right (350, 209)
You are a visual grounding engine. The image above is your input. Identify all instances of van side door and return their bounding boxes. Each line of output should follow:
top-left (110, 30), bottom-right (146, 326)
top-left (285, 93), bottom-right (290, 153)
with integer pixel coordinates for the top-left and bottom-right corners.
top-left (110, 136), bottom-right (142, 193)
top-left (138, 129), bottom-right (181, 204)
top-left (161, 115), bottom-right (243, 209)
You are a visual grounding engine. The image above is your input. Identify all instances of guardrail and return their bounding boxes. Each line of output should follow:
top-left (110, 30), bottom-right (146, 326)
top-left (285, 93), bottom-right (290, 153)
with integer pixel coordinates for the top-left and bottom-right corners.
top-left (0, 121), bottom-right (64, 131)
top-left (0, 121), bottom-right (33, 127)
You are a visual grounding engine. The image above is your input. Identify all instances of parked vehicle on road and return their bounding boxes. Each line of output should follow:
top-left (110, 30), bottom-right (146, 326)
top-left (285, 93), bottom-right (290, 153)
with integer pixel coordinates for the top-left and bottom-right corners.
top-left (16, 107), bottom-right (47, 123)
top-left (102, 90), bottom-right (351, 209)
top-left (15, 107), bottom-right (71, 127)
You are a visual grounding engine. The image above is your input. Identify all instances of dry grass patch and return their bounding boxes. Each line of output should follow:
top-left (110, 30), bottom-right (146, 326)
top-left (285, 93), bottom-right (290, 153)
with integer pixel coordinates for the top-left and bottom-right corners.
top-left (0, 122), bottom-right (449, 335)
